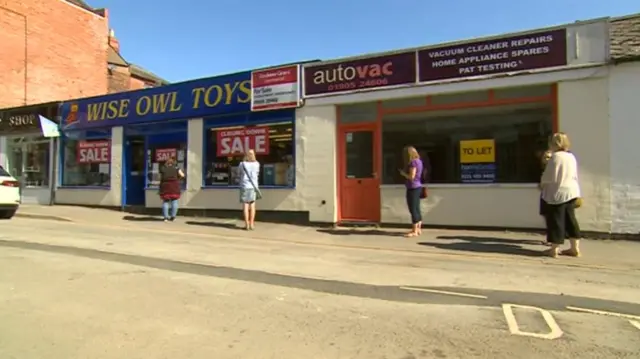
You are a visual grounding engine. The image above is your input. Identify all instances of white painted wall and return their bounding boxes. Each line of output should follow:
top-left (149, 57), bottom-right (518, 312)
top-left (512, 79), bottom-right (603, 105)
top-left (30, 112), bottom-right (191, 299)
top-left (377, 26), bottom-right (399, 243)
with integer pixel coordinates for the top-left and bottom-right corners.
top-left (609, 62), bottom-right (640, 234)
top-left (145, 107), bottom-right (338, 223)
top-left (557, 77), bottom-right (611, 233)
top-left (55, 126), bottom-right (123, 206)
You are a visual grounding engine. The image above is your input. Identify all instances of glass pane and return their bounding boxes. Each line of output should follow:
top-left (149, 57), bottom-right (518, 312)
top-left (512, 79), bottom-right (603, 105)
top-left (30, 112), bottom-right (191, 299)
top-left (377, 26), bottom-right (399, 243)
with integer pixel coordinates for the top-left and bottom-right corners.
top-left (62, 138), bottom-right (111, 186)
top-left (23, 142), bottom-right (50, 187)
top-left (338, 102), bottom-right (377, 124)
top-left (381, 103), bottom-right (552, 184)
top-left (345, 131), bottom-right (374, 179)
top-left (493, 85), bottom-right (551, 99)
top-left (430, 90), bottom-right (489, 105)
top-left (381, 96), bottom-right (426, 109)
top-left (204, 122), bottom-right (294, 187)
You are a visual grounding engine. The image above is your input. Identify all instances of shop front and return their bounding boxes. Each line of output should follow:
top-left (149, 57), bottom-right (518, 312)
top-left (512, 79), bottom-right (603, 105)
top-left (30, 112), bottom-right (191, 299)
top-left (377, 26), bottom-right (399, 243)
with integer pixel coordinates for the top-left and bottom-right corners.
top-left (0, 102), bottom-right (61, 205)
top-left (57, 66), bottom-right (303, 213)
top-left (300, 20), bottom-right (612, 231)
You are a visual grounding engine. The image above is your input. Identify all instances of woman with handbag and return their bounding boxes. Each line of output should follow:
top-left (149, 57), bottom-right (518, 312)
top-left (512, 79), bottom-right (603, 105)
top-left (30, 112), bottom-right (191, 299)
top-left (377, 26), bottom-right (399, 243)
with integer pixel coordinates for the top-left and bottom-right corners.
top-left (540, 133), bottom-right (582, 258)
top-left (398, 146), bottom-right (424, 237)
top-left (238, 149), bottom-right (262, 230)
top-left (159, 157), bottom-right (184, 222)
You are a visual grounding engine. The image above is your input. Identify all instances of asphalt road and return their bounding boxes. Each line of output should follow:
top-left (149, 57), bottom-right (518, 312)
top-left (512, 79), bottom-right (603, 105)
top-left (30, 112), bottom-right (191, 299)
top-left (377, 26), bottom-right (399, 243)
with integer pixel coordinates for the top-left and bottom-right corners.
top-left (1, 218), bottom-right (639, 358)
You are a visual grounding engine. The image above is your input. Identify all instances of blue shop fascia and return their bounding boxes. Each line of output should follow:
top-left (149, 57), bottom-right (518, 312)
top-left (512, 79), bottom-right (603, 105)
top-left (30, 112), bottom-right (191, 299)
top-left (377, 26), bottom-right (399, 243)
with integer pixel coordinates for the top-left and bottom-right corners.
top-left (58, 70), bottom-right (297, 207)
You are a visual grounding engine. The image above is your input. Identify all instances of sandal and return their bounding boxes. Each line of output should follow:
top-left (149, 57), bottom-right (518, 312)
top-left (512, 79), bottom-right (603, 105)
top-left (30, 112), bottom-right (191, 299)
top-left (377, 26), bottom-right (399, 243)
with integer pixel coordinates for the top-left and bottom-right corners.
top-left (404, 232), bottom-right (418, 238)
top-left (543, 248), bottom-right (558, 258)
top-left (560, 249), bottom-right (581, 257)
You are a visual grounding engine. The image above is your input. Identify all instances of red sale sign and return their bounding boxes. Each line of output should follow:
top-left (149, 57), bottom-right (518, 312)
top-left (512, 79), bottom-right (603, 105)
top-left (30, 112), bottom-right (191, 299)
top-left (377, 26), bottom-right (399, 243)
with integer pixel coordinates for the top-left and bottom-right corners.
top-left (155, 148), bottom-right (177, 162)
top-left (77, 140), bottom-right (110, 164)
top-left (216, 126), bottom-right (270, 156)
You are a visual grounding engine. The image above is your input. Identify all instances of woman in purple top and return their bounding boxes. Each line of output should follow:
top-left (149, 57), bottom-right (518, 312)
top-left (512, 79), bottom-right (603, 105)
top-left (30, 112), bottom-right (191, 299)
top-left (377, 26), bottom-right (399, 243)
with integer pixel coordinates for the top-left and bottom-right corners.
top-left (398, 146), bottom-right (424, 237)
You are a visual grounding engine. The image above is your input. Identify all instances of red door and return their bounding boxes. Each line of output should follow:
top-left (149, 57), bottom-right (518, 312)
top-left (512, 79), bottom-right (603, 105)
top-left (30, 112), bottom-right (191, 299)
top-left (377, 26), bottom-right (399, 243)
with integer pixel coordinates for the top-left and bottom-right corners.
top-left (338, 126), bottom-right (380, 222)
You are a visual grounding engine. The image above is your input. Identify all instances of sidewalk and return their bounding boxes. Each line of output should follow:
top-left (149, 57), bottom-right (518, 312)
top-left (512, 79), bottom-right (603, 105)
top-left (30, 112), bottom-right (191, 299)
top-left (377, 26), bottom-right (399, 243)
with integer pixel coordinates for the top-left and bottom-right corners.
top-left (15, 204), bottom-right (640, 270)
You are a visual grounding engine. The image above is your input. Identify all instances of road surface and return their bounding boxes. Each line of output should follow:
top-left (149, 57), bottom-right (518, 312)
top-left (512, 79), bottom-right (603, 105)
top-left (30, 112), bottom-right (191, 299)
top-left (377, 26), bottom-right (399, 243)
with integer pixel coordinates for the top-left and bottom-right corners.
top-left (1, 218), bottom-right (639, 358)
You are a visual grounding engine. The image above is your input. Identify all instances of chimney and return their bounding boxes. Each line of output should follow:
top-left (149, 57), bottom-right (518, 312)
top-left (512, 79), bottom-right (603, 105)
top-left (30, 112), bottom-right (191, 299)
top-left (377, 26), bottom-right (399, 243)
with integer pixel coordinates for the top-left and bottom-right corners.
top-left (108, 29), bottom-right (120, 52)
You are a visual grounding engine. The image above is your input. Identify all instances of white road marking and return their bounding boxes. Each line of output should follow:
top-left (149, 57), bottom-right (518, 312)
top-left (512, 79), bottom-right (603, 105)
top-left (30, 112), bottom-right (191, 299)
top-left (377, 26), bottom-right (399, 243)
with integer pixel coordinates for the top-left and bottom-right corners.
top-left (566, 306), bottom-right (640, 320)
top-left (629, 320), bottom-right (640, 330)
top-left (399, 286), bottom-right (488, 299)
top-left (502, 304), bottom-right (563, 340)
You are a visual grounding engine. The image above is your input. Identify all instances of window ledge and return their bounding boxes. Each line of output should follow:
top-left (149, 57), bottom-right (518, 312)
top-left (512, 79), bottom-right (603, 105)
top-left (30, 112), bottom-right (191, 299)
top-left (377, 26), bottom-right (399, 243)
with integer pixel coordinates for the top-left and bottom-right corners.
top-left (381, 183), bottom-right (538, 189)
top-left (58, 186), bottom-right (111, 189)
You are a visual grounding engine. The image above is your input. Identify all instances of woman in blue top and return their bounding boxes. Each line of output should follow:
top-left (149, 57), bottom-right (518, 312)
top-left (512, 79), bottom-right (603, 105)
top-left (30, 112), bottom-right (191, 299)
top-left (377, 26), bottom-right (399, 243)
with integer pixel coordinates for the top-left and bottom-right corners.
top-left (398, 146), bottom-right (424, 237)
top-left (238, 149), bottom-right (260, 230)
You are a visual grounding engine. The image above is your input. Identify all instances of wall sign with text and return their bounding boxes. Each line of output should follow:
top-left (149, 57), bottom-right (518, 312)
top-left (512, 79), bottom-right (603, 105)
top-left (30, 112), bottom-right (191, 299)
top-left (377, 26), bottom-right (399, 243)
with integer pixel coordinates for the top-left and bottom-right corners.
top-left (418, 29), bottom-right (567, 82)
top-left (77, 140), bottom-right (111, 164)
top-left (251, 65), bottom-right (300, 111)
top-left (216, 126), bottom-right (270, 156)
top-left (60, 72), bottom-right (252, 131)
top-left (303, 52), bottom-right (417, 96)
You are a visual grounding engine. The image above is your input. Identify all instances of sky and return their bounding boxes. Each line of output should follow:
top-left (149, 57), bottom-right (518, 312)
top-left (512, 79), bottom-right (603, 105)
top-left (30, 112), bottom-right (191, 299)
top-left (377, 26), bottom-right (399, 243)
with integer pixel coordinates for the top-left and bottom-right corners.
top-left (88, 0), bottom-right (639, 83)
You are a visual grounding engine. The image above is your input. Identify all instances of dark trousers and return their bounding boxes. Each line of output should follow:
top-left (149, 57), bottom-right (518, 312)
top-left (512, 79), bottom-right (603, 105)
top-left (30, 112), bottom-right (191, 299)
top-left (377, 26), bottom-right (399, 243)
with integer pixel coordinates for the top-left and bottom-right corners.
top-left (544, 198), bottom-right (581, 245)
top-left (406, 188), bottom-right (422, 224)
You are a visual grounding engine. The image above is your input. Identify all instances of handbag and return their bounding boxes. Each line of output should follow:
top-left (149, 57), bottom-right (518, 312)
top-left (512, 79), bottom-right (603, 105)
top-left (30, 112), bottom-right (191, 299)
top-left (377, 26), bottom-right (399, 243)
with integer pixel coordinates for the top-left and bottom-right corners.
top-left (420, 186), bottom-right (428, 199)
top-left (240, 162), bottom-right (262, 200)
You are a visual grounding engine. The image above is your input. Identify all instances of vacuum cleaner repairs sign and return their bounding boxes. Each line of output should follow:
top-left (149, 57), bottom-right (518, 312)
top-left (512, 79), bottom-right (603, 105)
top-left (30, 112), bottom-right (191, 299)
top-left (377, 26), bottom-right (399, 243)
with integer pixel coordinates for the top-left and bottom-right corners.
top-left (418, 29), bottom-right (567, 82)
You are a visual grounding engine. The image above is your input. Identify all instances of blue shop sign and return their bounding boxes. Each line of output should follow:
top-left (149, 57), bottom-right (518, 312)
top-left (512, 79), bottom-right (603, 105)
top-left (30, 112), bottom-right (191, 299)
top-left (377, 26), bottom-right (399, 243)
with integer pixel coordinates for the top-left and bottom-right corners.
top-left (61, 71), bottom-right (251, 131)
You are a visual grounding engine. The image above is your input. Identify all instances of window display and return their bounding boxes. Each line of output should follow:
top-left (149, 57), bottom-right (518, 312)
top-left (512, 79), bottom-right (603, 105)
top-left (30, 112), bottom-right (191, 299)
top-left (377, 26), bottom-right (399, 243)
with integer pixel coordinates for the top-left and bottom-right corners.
top-left (7, 138), bottom-right (50, 188)
top-left (146, 144), bottom-right (187, 187)
top-left (60, 130), bottom-right (111, 187)
top-left (382, 103), bottom-right (552, 184)
top-left (204, 121), bottom-right (294, 187)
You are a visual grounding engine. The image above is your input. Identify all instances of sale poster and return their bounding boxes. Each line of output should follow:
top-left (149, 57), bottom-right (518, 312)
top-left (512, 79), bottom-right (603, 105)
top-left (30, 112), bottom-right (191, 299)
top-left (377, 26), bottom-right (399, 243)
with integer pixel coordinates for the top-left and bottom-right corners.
top-left (216, 126), bottom-right (270, 156)
top-left (77, 140), bottom-right (110, 164)
top-left (155, 148), bottom-right (177, 162)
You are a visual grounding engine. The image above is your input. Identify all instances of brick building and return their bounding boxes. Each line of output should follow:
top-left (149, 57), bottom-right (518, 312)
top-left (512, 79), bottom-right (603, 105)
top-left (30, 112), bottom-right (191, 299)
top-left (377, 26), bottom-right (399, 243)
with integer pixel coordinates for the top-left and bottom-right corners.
top-left (0, 0), bottom-right (166, 206)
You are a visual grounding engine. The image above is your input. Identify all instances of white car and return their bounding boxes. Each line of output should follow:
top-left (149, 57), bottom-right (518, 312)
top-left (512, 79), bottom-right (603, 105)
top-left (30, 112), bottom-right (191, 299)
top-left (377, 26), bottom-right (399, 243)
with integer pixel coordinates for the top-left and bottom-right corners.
top-left (0, 166), bottom-right (20, 219)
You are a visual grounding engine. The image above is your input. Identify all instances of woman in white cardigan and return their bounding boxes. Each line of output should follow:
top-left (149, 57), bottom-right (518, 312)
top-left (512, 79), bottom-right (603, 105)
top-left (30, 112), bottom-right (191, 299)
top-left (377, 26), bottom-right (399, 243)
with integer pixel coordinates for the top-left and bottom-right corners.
top-left (540, 133), bottom-right (582, 258)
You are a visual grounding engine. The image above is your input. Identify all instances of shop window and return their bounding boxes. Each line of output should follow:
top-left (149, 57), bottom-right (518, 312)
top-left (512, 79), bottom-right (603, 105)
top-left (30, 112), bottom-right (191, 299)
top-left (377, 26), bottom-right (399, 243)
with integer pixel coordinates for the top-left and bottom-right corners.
top-left (60, 130), bottom-right (111, 187)
top-left (7, 138), bottom-right (51, 188)
top-left (204, 115), bottom-right (295, 187)
top-left (381, 96), bottom-right (426, 109)
top-left (146, 132), bottom-right (188, 187)
top-left (381, 103), bottom-right (553, 184)
top-left (338, 102), bottom-right (377, 123)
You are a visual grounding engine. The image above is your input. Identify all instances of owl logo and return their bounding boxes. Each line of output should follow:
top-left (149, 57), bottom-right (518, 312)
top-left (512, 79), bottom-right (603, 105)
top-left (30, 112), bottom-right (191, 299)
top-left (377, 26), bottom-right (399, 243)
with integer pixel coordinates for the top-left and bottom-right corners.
top-left (65, 103), bottom-right (79, 125)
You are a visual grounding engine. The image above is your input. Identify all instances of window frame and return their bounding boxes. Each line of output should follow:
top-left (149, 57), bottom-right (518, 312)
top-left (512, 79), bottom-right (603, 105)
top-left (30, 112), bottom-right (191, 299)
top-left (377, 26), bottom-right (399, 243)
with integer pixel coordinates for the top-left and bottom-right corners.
top-left (58, 129), bottom-right (112, 189)
top-left (201, 110), bottom-right (296, 189)
top-left (373, 85), bottom-right (557, 187)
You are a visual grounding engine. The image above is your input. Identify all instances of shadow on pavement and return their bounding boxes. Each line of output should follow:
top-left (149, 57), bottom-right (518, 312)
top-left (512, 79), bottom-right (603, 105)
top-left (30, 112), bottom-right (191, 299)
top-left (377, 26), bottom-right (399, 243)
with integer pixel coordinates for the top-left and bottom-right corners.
top-left (317, 228), bottom-right (405, 237)
top-left (186, 221), bottom-right (240, 230)
top-left (122, 215), bottom-right (164, 222)
top-left (437, 235), bottom-right (543, 246)
top-left (418, 241), bottom-right (544, 257)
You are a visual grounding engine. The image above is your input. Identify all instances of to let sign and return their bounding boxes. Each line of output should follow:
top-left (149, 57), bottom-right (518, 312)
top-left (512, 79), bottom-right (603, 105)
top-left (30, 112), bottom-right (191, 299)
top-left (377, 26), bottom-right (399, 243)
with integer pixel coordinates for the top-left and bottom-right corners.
top-left (459, 139), bottom-right (495, 164)
top-left (77, 140), bottom-right (110, 163)
top-left (155, 148), bottom-right (177, 162)
top-left (418, 29), bottom-right (567, 82)
top-left (217, 126), bottom-right (270, 156)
